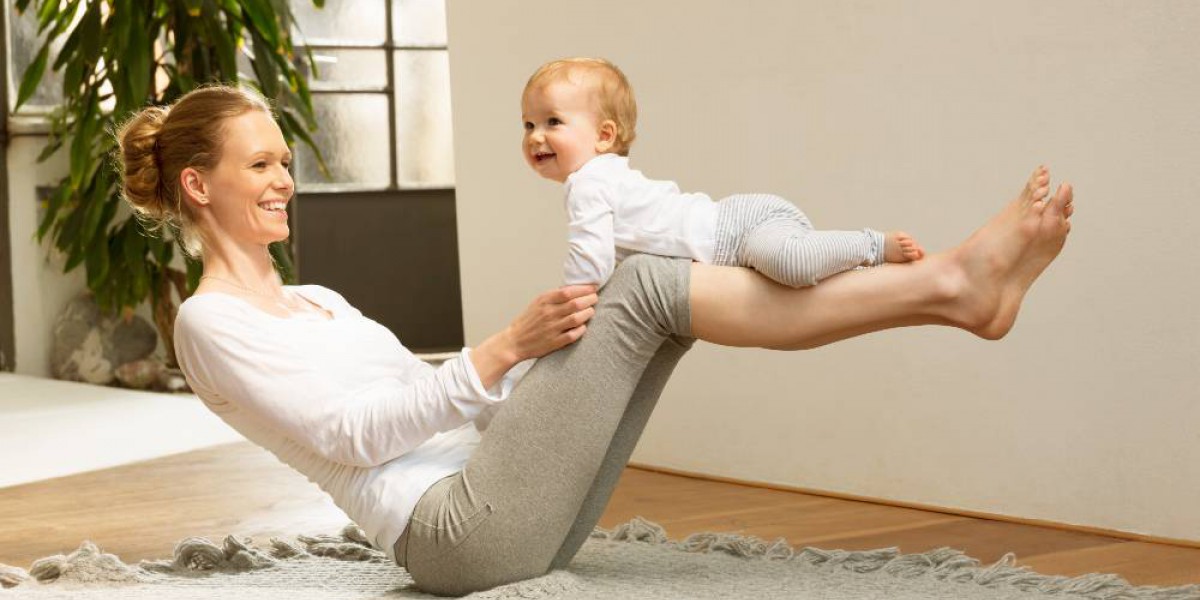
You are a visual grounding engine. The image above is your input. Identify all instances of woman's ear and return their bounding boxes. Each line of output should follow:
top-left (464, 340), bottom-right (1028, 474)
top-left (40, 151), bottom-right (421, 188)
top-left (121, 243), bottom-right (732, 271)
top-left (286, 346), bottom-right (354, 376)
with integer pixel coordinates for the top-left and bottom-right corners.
top-left (180, 167), bottom-right (209, 208)
top-left (595, 119), bottom-right (618, 153)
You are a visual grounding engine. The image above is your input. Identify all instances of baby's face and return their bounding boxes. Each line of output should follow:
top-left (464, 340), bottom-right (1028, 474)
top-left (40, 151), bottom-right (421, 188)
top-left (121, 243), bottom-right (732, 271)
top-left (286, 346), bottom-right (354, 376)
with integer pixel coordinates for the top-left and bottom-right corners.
top-left (521, 81), bottom-right (604, 183)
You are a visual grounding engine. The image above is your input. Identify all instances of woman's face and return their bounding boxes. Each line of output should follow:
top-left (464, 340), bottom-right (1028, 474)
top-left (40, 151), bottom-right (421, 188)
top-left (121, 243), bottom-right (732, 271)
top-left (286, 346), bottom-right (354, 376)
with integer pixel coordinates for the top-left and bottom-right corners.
top-left (195, 110), bottom-right (294, 248)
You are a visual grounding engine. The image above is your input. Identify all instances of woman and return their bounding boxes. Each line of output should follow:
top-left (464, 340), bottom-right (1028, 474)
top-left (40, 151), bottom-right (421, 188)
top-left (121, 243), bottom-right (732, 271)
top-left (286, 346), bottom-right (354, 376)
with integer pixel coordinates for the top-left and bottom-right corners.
top-left (118, 86), bottom-right (1073, 596)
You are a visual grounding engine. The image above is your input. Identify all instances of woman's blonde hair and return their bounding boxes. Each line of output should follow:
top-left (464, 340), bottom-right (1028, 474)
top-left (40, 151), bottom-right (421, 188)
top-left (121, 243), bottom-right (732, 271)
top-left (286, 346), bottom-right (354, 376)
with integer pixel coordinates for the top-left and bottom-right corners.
top-left (524, 57), bottom-right (637, 156)
top-left (116, 85), bottom-right (273, 258)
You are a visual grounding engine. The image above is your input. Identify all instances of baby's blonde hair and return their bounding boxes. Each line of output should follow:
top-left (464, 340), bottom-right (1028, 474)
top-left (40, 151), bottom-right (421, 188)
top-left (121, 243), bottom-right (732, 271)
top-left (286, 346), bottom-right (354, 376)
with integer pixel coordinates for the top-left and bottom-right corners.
top-left (524, 57), bottom-right (637, 156)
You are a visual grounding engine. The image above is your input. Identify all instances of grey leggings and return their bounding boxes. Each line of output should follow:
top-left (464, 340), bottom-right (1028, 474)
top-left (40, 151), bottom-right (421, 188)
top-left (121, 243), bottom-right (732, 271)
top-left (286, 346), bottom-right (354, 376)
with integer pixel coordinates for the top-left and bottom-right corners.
top-left (398, 254), bottom-right (695, 596)
top-left (713, 194), bottom-right (885, 287)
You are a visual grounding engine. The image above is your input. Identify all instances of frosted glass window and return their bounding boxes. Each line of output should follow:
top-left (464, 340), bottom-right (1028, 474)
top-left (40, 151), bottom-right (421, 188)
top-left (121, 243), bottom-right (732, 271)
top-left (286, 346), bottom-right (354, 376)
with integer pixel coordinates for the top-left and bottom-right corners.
top-left (290, 0), bottom-right (386, 45)
top-left (394, 50), bottom-right (455, 187)
top-left (9, 6), bottom-right (65, 110)
top-left (393, 0), bottom-right (447, 46)
top-left (295, 94), bottom-right (391, 189)
top-left (306, 49), bottom-right (388, 91)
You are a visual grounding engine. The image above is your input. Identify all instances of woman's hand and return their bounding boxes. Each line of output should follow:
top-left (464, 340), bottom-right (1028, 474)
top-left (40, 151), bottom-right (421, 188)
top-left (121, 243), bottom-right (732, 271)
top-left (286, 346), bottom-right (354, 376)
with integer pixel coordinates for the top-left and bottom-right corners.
top-left (470, 285), bottom-right (599, 388)
top-left (505, 285), bottom-right (599, 360)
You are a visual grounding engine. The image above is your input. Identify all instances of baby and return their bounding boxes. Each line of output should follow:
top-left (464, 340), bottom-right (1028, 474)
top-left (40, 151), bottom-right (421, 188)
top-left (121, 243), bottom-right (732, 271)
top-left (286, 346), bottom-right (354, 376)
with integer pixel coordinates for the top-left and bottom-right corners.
top-left (521, 57), bottom-right (924, 288)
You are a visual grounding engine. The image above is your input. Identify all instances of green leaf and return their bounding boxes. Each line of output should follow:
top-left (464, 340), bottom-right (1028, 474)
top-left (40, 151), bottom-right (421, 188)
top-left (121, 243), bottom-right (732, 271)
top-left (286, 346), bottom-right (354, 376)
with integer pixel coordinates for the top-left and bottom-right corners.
top-left (122, 221), bottom-right (145, 267)
top-left (77, 2), bottom-right (102, 64)
top-left (204, 11), bottom-right (239, 78)
top-left (68, 103), bottom-right (97, 190)
top-left (15, 41), bottom-right (50, 110)
top-left (241, 0), bottom-right (280, 49)
top-left (51, 3), bottom-right (88, 71)
top-left (50, 0), bottom-right (82, 37)
top-left (124, 12), bottom-right (153, 104)
top-left (269, 241), bottom-right (296, 284)
top-left (132, 262), bottom-right (151, 302)
top-left (219, 0), bottom-right (242, 19)
top-left (36, 0), bottom-right (59, 33)
top-left (146, 232), bottom-right (166, 264)
top-left (76, 186), bottom-right (105, 250)
top-left (185, 255), bottom-right (203, 291)
top-left (37, 184), bottom-right (70, 240)
top-left (85, 239), bottom-right (110, 297)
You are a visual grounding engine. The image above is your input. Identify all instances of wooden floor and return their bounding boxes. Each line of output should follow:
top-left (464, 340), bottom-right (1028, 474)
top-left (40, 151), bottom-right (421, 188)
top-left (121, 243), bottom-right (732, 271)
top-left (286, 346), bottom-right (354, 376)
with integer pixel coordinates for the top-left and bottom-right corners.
top-left (1, 442), bottom-right (1197, 587)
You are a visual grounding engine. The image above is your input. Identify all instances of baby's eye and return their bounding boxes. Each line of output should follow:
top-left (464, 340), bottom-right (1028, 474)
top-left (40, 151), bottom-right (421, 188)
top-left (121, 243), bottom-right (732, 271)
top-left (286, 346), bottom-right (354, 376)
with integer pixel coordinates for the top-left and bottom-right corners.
top-left (548, 117), bottom-right (563, 126)
top-left (523, 122), bottom-right (534, 131)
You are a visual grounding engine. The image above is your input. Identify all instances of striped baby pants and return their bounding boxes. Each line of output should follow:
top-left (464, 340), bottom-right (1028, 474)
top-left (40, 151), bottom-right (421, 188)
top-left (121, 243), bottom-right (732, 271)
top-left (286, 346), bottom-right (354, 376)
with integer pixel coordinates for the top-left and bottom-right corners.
top-left (712, 194), bottom-right (885, 287)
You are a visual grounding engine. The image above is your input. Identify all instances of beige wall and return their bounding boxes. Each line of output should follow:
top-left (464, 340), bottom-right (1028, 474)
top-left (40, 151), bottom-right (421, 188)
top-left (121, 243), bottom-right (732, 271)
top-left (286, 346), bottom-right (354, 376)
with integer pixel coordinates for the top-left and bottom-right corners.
top-left (447, 1), bottom-right (1200, 540)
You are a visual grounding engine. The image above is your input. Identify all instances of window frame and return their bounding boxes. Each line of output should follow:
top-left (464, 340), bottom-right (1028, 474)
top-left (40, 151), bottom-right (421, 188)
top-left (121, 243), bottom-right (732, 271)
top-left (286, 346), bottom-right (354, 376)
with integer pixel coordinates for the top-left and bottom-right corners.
top-left (296, 0), bottom-right (454, 194)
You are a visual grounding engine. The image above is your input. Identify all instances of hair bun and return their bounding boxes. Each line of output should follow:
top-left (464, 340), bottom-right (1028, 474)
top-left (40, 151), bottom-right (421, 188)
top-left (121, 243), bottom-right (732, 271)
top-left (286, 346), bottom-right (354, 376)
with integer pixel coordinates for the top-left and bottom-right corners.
top-left (117, 105), bottom-right (171, 220)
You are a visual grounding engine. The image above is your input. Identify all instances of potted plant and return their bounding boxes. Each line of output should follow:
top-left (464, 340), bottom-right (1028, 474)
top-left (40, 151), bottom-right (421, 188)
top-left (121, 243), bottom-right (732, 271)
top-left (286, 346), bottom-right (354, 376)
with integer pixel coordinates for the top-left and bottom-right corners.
top-left (15, 0), bottom-right (327, 369)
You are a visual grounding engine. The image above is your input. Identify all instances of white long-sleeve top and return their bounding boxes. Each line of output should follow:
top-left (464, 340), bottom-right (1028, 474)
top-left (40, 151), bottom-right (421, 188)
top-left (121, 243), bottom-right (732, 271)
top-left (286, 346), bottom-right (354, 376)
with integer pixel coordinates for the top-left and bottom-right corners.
top-left (563, 153), bottom-right (718, 286)
top-left (173, 285), bottom-right (517, 560)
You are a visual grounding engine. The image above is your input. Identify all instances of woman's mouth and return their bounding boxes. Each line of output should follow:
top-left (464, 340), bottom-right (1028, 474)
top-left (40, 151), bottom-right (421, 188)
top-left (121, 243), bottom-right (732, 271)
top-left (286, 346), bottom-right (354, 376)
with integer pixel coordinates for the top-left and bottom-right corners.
top-left (258, 201), bottom-right (289, 216)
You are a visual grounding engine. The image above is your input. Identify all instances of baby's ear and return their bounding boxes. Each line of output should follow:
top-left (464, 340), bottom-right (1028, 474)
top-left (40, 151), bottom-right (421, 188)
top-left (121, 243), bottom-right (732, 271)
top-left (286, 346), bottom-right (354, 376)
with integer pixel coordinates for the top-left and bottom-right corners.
top-left (595, 119), bottom-right (618, 152)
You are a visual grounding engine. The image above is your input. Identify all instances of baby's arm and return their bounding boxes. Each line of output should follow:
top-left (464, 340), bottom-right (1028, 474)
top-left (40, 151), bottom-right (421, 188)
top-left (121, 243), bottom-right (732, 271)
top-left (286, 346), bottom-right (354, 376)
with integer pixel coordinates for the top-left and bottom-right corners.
top-left (563, 182), bottom-right (617, 287)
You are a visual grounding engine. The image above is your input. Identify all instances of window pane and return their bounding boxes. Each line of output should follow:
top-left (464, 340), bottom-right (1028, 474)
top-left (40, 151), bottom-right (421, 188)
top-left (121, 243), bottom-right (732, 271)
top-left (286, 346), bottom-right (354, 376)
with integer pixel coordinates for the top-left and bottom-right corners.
top-left (306, 49), bottom-right (388, 91)
top-left (392, 0), bottom-right (447, 46)
top-left (290, 0), bottom-right (387, 45)
top-left (9, 5), bottom-right (65, 110)
top-left (295, 94), bottom-right (391, 189)
top-left (394, 50), bottom-right (455, 187)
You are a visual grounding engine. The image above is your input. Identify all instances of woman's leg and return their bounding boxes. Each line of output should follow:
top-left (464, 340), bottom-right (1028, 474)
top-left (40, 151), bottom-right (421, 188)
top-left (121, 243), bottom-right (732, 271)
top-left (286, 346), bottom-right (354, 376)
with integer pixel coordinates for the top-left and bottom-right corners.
top-left (404, 255), bottom-right (696, 596)
top-left (547, 333), bottom-right (693, 569)
top-left (693, 167), bottom-right (1073, 348)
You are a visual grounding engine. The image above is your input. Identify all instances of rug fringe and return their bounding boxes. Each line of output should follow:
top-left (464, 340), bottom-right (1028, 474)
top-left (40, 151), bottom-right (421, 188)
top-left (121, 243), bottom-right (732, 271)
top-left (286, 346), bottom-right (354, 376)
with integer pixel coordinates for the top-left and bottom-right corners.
top-left (0, 522), bottom-right (385, 588)
top-left (3, 517), bottom-right (1198, 599)
top-left (591, 517), bottom-right (1200, 600)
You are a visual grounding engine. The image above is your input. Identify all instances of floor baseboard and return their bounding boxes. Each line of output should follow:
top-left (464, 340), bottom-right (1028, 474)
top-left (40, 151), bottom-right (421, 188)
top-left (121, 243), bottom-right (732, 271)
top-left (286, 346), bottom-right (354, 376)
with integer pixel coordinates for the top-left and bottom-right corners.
top-left (628, 461), bottom-right (1200, 551)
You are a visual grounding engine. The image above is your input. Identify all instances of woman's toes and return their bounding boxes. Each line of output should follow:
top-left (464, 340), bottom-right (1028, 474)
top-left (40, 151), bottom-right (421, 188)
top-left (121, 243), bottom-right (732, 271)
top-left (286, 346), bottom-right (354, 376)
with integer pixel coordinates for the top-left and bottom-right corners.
top-left (1035, 185), bottom-right (1050, 201)
top-left (1047, 183), bottom-right (1073, 217)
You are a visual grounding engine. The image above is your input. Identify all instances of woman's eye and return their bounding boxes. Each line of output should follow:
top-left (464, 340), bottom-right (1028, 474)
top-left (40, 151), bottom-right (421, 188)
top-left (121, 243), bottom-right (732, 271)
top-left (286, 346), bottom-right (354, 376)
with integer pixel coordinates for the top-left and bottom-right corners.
top-left (253, 162), bottom-right (267, 169)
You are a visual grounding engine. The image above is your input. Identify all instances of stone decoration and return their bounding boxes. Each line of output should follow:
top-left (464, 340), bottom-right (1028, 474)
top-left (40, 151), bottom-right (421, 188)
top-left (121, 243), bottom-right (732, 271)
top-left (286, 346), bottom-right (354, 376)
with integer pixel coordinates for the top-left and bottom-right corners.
top-left (52, 295), bottom-right (158, 386)
top-left (114, 358), bottom-right (165, 390)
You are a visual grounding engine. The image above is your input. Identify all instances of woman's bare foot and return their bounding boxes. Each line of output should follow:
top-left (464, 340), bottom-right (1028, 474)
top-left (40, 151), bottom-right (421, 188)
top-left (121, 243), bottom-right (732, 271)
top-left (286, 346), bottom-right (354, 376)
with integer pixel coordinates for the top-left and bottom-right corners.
top-left (884, 231), bottom-right (925, 263)
top-left (942, 166), bottom-right (1074, 339)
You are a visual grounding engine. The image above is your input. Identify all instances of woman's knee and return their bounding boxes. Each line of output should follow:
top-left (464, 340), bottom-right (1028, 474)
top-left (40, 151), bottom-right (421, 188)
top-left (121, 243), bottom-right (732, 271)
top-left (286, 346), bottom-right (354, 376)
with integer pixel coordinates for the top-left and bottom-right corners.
top-left (601, 254), bottom-right (692, 337)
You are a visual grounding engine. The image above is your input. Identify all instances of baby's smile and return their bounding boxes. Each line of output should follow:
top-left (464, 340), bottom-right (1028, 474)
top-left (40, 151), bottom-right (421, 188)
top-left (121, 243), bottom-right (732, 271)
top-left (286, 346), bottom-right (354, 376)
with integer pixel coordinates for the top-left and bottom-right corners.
top-left (534, 151), bottom-right (556, 163)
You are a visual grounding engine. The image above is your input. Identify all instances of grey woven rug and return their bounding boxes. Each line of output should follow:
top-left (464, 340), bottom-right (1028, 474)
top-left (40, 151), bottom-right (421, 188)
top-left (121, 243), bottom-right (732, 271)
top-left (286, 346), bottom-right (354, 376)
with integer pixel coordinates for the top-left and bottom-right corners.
top-left (2, 518), bottom-right (1197, 599)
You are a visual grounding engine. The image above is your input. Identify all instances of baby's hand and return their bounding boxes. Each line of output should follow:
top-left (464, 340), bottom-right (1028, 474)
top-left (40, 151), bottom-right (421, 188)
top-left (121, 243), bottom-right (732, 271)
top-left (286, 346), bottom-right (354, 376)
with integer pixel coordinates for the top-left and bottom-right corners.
top-left (884, 231), bottom-right (925, 263)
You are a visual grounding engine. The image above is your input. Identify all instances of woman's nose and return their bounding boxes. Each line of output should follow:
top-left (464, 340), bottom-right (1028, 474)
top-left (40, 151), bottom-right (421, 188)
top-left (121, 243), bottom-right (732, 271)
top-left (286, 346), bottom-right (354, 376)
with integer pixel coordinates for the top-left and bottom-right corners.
top-left (276, 167), bottom-right (294, 193)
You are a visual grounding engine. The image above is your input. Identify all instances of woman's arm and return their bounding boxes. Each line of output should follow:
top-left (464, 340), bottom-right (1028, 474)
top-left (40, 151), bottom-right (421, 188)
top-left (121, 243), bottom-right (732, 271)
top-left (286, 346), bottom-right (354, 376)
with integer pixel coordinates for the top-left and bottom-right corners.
top-left (469, 285), bottom-right (598, 387)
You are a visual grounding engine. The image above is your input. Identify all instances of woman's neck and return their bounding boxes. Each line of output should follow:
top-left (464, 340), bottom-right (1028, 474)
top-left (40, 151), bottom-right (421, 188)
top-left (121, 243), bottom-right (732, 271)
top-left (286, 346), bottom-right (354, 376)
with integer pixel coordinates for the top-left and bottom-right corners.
top-left (200, 240), bottom-right (282, 295)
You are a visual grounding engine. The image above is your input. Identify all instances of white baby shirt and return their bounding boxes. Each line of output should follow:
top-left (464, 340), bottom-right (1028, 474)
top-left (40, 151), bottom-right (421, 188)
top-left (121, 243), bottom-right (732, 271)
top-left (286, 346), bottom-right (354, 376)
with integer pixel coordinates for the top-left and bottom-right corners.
top-left (562, 153), bottom-right (718, 286)
top-left (173, 285), bottom-right (519, 560)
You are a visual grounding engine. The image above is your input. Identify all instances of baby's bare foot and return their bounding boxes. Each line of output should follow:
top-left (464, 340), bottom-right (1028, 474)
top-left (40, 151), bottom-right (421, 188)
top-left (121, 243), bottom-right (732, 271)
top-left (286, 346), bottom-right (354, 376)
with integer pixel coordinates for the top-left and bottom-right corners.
top-left (884, 231), bottom-right (925, 263)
